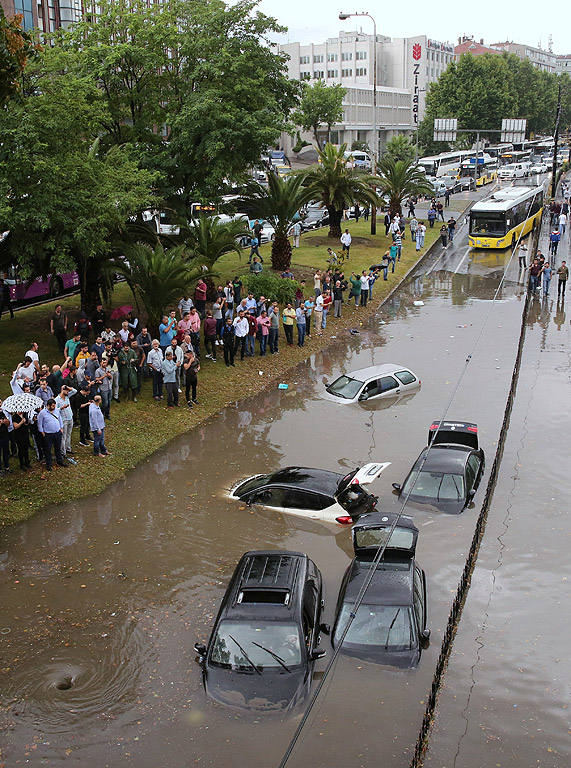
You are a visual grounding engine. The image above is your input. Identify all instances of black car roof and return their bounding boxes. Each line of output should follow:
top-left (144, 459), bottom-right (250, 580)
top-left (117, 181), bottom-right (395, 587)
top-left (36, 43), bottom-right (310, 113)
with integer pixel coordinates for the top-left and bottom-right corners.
top-left (416, 444), bottom-right (472, 471)
top-left (221, 550), bottom-right (311, 622)
top-left (344, 558), bottom-right (414, 607)
top-left (262, 467), bottom-right (342, 496)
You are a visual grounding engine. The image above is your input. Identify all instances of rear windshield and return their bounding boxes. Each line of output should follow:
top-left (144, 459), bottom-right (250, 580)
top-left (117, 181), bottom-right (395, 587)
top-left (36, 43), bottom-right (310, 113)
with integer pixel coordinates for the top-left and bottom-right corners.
top-left (403, 470), bottom-right (465, 501)
top-left (326, 375), bottom-right (364, 400)
top-left (394, 370), bottom-right (416, 385)
top-left (354, 526), bottom-right (415, 551)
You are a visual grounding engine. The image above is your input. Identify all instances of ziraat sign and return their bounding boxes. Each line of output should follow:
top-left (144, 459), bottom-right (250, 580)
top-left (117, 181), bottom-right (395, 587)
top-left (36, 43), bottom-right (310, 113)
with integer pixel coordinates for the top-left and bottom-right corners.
top-left (412, 43), bottom-right (421, 124)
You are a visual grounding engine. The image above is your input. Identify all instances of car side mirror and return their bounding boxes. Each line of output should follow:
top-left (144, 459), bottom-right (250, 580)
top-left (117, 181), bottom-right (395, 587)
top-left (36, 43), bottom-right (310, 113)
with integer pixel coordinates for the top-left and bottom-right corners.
top-left (194, 642), bottom-right (207, 657)
top-left (358, 392), bottom-right (368, 401)
top-left (311, 649), bottom-right (327, 661)
top-left (392, 483), bottom-right (402, 492)
top-left (420, 629), bottom-right (431, 648)
top-left (319, 623), bottom-right (331, 636)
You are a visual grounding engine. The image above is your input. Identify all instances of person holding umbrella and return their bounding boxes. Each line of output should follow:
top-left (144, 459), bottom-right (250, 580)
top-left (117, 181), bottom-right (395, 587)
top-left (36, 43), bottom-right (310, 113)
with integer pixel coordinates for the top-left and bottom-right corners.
top-left (37, 399), bottom-right (67, 471)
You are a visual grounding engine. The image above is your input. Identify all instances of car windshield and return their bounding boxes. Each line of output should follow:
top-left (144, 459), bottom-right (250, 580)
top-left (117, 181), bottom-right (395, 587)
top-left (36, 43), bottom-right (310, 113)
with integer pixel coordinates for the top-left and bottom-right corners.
top-left (335, 604), bottom-right (415, 650)
top-left (326, 375), bottom-right (364, 400)
top-left (234, 474), bottom-right (271, 496)
top-left (354, 526), bottom-right (415, 551)
top-left (210, 621), bottom-right (302, 668)
top-left (402, 470), bottom-right (465, 501)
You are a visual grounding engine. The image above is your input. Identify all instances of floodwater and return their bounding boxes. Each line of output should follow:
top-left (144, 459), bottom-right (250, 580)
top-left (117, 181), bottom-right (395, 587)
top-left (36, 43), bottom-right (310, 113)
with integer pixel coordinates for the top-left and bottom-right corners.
top-left (0, 241), bottom-right (541, 768)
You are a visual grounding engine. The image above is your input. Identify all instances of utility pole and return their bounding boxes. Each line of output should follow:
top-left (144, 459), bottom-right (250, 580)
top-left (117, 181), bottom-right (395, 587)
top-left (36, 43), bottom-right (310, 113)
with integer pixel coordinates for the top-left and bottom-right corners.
top-left (551, 83), bottom-right (562, 199)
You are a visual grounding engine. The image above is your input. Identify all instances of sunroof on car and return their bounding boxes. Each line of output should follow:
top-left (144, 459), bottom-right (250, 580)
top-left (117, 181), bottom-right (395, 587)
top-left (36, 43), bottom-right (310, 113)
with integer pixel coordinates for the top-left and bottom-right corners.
top-left (238, 589), bottom-right (290, 605)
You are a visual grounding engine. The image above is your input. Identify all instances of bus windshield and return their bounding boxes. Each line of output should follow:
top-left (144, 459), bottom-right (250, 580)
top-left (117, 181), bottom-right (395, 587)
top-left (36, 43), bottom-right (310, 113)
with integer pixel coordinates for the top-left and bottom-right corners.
top-left (470, 212), bottom-right (506, 237)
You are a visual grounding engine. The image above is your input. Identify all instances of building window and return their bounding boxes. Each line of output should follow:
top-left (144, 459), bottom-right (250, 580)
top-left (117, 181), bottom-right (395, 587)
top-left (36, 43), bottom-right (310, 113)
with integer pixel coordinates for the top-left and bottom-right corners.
top-left (327, 69), bottom-right (338, 78)
top-left (356, 51), bottom-right (367, 60)
top-left (356, 67), bottom-right (367, 76)
top-left (327, 53), bottom-right (338, 62)
top-left (300, 55), bottom-right (310, 65)
top-left (313, 70), bottom-right (324, 79)
top-left (300, 71), bottom-right (311, 81)
top-left (341, 52), bottom-right (353, 61)
top-left (341, 68), bottom-right (353, 78)
top-left (313, 54), bottom-right (324, 63)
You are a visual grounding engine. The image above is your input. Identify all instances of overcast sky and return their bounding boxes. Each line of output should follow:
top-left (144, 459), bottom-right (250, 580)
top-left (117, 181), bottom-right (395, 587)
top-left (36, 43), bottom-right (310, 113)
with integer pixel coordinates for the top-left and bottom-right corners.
top-left (255, 0), bottom-right (567, 57)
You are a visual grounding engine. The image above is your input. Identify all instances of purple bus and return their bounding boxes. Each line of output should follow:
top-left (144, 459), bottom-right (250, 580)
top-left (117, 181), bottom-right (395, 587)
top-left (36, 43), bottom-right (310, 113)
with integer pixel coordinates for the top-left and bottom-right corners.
top-left (4, 266), bottom-right (79, 303)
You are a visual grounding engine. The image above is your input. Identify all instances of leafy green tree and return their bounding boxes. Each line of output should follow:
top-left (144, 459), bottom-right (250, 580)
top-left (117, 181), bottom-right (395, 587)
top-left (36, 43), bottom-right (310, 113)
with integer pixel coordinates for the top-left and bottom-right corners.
top-left (180, 215), bottom-right (248, 269)
top-left (242, 174), bottom-right (314, 271)
top-left (377, 157), bottom-right (434, 217)
top-left (64, 0), bottom-right (299, 207)
top-left (299, 143), bottom-right (379, 238)
top-left (0, 47), bottom-right (157, 310)
top-left (384, 135), bottom-right (416, 163)
top-left (0, 7), bottom-right (37, 106)
top-left (113, 244), bottom-right (198, 331)
top-left (295, 80), bottom-right (346, 149)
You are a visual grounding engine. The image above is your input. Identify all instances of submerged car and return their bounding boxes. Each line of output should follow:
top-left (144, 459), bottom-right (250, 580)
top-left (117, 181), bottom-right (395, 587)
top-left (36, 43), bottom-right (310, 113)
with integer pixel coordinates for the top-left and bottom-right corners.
top-left (229, 462), bottom-right (391, 525)
top-left (332, 511), bottom-right (429, 666)
top-left (194, 550), bottom-right (327, 712)
top-left (321, 364), bottom-right (420, 405)
top-left (392, 420), bottom-right (485, 514)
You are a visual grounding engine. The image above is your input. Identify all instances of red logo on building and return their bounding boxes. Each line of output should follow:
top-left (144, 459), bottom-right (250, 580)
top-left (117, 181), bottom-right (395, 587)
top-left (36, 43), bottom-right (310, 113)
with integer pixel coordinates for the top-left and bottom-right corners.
top-left (412, 43), bottom-right (421, 60)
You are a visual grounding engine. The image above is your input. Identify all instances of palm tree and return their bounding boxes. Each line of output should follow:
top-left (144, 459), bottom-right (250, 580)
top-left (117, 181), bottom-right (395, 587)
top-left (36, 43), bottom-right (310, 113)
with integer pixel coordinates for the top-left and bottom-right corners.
top-left (180, 215), bottom-right (248, 270)
top-left (113, 244), bottom-right (199, 332)
top-left (299, 143), bottom-right (380, 238)
top-left (377, 156), bottom-right (434, 218)
top-left (242, 173), bottom-right (314, 271)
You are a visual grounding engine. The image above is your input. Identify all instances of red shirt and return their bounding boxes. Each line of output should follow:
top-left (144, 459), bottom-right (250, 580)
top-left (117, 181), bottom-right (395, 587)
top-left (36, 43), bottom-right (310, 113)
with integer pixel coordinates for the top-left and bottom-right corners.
top-left (194, 282), bottom-right (207, 302)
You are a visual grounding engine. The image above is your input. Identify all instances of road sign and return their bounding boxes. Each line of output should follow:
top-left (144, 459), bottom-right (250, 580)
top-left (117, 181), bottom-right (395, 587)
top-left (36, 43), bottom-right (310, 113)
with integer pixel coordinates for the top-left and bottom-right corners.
top-left (434, 118), bottom-right (457, 142)
top-left (501, 119), bottom-right (527, 144)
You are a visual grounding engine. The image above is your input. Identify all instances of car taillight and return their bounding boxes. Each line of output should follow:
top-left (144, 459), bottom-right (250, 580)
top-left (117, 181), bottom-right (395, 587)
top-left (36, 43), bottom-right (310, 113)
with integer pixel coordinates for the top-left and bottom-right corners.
top-left (335, 515), bottom-right (353, 525)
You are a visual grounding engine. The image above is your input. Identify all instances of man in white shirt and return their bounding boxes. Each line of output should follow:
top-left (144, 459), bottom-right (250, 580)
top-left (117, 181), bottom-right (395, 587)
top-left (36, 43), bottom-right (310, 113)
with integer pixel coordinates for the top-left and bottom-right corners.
top-left (233, 311), bottom-right (249, 361)
top-left (559, 211), bottom-right (567, 235)
top-left (340, 229), bottom-right (352, 259)
top-left (389, 216), bottom-right (401, 235)
top-left (25, 342), bottom-right (40, 372)
top-left (15, 357), bottom-right (36, 384)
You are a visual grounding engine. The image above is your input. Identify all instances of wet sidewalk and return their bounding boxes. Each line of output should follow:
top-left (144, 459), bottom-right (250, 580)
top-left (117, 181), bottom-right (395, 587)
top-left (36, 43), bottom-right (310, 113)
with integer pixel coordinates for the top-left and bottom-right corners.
top-left (426, 187), bottom-right (571, 767)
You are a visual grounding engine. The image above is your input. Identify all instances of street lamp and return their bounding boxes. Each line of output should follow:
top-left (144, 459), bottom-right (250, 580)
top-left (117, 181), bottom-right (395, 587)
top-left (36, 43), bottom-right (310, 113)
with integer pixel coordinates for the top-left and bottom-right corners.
top-left (339, 10), bottom-right (377, 235)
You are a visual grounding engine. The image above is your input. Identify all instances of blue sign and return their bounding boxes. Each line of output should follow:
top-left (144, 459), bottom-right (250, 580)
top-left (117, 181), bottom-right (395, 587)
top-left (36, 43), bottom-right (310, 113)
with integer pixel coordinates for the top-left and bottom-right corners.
top-left (469, 158), bottom-right (485, 164)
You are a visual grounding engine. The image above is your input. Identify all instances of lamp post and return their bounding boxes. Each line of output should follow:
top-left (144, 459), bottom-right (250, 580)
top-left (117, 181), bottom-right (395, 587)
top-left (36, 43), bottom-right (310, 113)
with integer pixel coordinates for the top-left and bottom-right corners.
top-left (339, 11), bottom-right (377, 234)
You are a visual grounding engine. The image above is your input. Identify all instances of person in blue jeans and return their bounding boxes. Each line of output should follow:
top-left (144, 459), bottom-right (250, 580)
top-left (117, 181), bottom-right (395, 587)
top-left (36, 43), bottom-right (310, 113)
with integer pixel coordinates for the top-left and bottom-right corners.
top-left (381, 252), bottom-right (390, 281)
top-left (295, 306), bottom-right (306, 346)
top-left (542, 261), bottom-right (552, 296)
top-left (447, 216), bottom-right (456, 243)
top-left (89, 396), bottom-right (110, 456)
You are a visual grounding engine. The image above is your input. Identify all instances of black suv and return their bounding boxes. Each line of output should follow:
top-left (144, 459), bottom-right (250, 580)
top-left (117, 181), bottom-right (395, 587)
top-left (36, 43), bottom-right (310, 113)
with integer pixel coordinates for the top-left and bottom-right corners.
top-left (194, 550), bottom-right (327, 712)
top-left (332, 512), bottom-right (429, 667)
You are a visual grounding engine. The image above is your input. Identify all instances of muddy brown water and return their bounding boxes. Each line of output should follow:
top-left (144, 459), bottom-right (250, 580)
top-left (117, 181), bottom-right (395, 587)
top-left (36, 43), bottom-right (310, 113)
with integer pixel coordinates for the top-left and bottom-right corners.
top-left (0, 246), bottom-right (535, 767)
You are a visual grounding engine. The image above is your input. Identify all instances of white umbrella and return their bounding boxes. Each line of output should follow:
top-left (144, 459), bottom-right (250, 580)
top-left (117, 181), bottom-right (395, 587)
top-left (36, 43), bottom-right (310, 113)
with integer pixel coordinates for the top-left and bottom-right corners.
top-left (1, 393), bottom-right (43, 414)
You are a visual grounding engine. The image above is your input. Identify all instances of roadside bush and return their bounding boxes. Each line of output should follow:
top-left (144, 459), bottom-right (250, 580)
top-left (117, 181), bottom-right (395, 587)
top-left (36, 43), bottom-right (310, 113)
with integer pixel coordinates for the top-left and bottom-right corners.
top-left (246, 272), bottom-right (301, 304)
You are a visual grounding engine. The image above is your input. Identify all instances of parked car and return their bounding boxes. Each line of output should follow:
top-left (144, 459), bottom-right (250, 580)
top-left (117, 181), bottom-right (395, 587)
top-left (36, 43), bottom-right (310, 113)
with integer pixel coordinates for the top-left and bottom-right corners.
top-left (529, 162), bottom-right (548, 174)
top-left (392, 420), bottom-right (485, 514)
top-left (229, 462), bottom-right (391, 525)
top-left (320, 364), bottom-right (420, 406)
top-left (458, 176), bottom-right (476, 191)
top-left (301, 206), bottom-right (329, 231)
top-left (332, 511), bottom-right (429, 666)
top-left (194, 550), bottom-right (328, 712)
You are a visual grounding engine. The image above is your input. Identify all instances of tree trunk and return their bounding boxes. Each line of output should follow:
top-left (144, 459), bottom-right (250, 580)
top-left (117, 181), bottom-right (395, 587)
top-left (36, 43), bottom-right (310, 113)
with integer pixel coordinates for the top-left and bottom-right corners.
top-left (77, 256), bottom-right (102, 314)
top-left (271, 235), bottom-right (292, 271)
top-left (327, 207), bottom-right (343, 239)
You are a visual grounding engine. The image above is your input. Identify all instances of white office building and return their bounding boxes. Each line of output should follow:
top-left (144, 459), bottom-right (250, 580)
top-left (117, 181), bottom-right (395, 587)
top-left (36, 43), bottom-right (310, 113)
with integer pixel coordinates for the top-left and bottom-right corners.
top-left (279, 31), bottom-right (455, 155)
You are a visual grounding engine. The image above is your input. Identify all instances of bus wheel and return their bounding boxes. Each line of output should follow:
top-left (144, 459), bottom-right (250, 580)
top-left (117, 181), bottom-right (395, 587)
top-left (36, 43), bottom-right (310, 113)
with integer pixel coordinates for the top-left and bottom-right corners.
top-left (50, 278), bottom-right (63, 298)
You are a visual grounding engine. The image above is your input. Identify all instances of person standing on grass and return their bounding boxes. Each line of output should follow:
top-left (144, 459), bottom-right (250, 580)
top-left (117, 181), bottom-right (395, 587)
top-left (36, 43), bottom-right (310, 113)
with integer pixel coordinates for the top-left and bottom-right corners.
top-left (178, 294), bottom-right (193, 319)
top-left (222, 317), bottom-right (236, 366)
top-left (118, 342), bottom-right (139, 402)
top-left (321, 290), bottom-right (332, 330)
top-left (333, 280), bottom-right (344, 317)
top-left (246, 311), bottom-right (257, 357)
top-left (282, 303), bottom-right (296, 345)
top-left (314, 269), bottom-right (322, 297)
top-left (89, 395), bottom-right (110, 456)
top-left (11, 411), bottom-right (31, 471)
top-left (161, 351), bottom-right (180, 408)
top-left (203, 310), bottom-right (217, 362)
top-left (340, 229), bottom-right (352, 259)
top-left (76, 384), bottom-right (93, 447)
top-left (360, 271), bottom-right (369, 307)
top-left (38, 399), bottom-right (66, 471)
top-left (268, 303), bottom-right (280, 354)
top-left (313, 293), bottom-right (324, 336)
top-left (147, 339), bottom-right (164, 400)
top-left (188, 306), bottom-right (201, 359)
top-left (380, 252), bottom-right (390, 281)
top-left (95, 358), bottom-right (113, 419)
top-left (159, 314), bottom-right (177, 354)
top-left (416, 221), bottom-right (426, 251)
top-left (295, 303), bottom-right (306, 346)
top-left (55, 384), bottom-right (77, 458)
top-left (292, 220), bottom-right (301, 248)
top-left (0, 277), bottom-right (14, 320)
top-left (256, 310), bottom-right (270, 356)
top-left (50, 304), bottom-right (68, 354)
top-left (194, 278), bottom-right (207, 318)
top-left (233, 310), bottom-right (249, 361)
top-left (183, 350), bottom-right (200, 407)
top-left (349, 272), bottom-right (361, 307)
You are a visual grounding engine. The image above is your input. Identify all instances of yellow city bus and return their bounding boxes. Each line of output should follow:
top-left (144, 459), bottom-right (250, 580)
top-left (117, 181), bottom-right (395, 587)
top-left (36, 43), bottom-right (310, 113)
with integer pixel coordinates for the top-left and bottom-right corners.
top-left (460, 156), bottom-right (498, 187)
top-left (469, 186), bottom-right (543, 249)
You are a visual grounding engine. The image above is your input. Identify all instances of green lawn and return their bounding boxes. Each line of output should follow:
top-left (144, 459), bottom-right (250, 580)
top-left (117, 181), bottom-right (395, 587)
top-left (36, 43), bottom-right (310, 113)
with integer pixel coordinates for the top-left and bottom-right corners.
top-left (0, 219), bottom-right (440, 526)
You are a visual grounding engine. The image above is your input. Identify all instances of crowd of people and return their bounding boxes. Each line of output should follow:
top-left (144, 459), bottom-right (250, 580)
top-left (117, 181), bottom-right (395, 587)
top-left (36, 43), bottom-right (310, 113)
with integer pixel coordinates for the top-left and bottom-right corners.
top-left (526, 183), bottom-right (569, 297)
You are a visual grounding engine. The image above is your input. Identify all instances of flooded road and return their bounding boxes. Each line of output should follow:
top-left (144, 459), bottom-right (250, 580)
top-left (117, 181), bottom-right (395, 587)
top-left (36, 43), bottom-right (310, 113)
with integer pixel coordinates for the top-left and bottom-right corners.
top-left (0, 240), bottom-right (532, 767)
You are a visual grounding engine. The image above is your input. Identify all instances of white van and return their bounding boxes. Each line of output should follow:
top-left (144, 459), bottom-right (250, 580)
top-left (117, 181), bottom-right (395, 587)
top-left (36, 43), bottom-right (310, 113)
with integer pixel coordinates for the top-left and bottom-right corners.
top-left (344, 150), bottom-right (373, 171)
top-left (498, 163), bottom-right (526, 180)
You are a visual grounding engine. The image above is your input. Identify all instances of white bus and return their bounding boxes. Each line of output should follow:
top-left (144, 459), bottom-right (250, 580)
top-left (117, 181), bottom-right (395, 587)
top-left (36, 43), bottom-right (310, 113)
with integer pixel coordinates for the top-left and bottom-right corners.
top-left (418, 150), bottom-right (479, 178)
